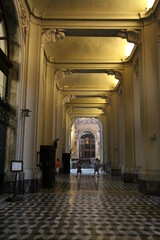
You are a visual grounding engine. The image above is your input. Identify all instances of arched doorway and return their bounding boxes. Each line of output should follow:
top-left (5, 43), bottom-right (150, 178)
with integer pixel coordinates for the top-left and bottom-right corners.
top-left (70, 117), bottom-right (101, 160)
top-left (79, 131), bottom-right (95, 159)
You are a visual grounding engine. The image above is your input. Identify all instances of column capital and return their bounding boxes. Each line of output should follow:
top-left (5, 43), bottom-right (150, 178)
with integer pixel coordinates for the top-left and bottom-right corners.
top-left (100, 95), bottom-right (112, 105)
top-left (117, 30), bottom-right (141, 46)
top-left (63, 95), bottom-right (76, 105)
top-left (97, 107), bottom-right (106, 114)
top-left (106, 70), bottom-right (122, 81)
top-left (54, 69), bottom-right (72, 80)
top-left (42, 29), bottom-right (65, 45)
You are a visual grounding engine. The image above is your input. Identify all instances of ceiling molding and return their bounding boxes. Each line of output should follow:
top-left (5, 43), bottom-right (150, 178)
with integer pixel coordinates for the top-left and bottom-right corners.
top-left (24, 0), bottom-right (160, 22)
top-left (31, 11), bottom-right (142, 20)
top-left (65, 103), bottom-right (107, 107)
top-left (56, 89), bottom-right (114, 95)
top-left (56, 84), bottom-right (119, 93)
top-left (41, 20), bottom-right (143, 29)
top-left (53, 62), bottom-right (124, 70)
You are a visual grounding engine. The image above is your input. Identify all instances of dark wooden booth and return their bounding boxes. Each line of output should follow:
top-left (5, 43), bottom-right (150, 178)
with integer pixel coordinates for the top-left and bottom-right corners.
top-left (62, 153), bottom-right (70, 173)
top-left (40, 145), bottom-right (56, 188)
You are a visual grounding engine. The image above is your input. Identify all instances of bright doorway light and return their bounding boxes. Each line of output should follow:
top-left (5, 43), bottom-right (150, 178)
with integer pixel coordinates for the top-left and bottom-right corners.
top-left (126, 43), bottom-right (135, 57)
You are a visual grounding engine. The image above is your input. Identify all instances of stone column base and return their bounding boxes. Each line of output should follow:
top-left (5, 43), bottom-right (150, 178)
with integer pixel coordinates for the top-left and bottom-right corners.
top-left (5, 167), bottom-right (42, 194)
top-left (111, 168), bottom-right (121, 176)
top-left (121, 167), bottom-right (139, 183)
top-left (138, 179), bottom-right (160, 195)
top-left (138, 170), bottom-right (160, 195)
top-left (121, 172), bottom-right (138, 183)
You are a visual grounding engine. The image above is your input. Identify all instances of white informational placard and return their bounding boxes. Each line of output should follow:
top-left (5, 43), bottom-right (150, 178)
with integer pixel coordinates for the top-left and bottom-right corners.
top-left (11, 161), bottom-right (23, 172)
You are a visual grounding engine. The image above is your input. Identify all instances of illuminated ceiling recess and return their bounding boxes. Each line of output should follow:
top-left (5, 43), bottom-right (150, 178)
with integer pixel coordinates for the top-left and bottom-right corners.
top-left (26, 0), bottom-right (157, 116)
top-left (146, 0), bottom-right (155, 9)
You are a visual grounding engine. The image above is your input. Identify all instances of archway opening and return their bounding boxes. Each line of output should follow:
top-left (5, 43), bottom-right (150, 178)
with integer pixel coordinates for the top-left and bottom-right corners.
top-left (79, 131), bottom-right (95, 159)
top-left (70, 117), bottom-right (102, 169)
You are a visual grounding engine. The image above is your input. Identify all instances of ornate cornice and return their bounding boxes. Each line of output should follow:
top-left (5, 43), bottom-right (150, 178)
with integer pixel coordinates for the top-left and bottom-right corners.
top-left (66, 106), bottom-right (73, 113)
top-left (42, 29), bottom-right (65, 45)
top-left (63, 95), bottom-right (76, 105)
top-left (17, 0), bottom-right (29, 43)
top-left (55, 69), bottom-right (72, 79)
top-left (97, 107), bottom-right (106, 114)
top-left (106, 70), bottom-right (122, 81)
top-left (117, 30), bottom-right (141, 46)
top-left (100, 95), bottom-right (112, 105)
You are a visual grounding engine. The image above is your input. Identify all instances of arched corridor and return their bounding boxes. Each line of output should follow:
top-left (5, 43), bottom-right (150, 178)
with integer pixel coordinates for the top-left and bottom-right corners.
top-left (0, 0), bottom-right (160, 196)
top-left (0, 171), bottom-right (160, 239)
top-left (0, 0), bottom-right (160, 239)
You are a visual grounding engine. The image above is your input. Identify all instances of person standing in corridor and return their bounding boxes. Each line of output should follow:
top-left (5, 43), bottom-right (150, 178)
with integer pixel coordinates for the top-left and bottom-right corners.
top-left (94, 158), bottom-right (100, 177)
top-left (56, 158), bottom-right (60, 176)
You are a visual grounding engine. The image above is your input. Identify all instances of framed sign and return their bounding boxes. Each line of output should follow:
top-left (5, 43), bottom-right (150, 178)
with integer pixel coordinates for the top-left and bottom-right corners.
top-left (11, 161), bottom-right (23, 172)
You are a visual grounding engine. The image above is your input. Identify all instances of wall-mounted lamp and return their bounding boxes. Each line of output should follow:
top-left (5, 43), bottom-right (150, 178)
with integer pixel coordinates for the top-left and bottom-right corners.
top-left (21, 109), bottom-right (31, 117)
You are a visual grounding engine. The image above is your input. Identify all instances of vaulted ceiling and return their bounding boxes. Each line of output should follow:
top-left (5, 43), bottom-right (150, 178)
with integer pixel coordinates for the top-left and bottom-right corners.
top-left (25, 0), bottom-right (156, 116)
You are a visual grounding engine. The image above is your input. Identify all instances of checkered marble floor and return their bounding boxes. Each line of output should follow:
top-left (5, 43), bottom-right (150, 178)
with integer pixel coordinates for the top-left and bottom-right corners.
top-left (0, 169), bottom-right (160, 240)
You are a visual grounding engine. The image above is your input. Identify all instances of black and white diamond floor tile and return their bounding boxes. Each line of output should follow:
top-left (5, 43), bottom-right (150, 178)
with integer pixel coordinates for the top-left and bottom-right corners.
top-left (0, 170), bottom-right (160, 239)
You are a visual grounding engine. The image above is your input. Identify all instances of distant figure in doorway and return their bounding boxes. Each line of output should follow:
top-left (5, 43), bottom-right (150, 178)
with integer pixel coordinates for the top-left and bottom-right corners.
top-left (76, 161), bottom-right (82, 177)
top-left (56, 158), bottom-right (60, 175)
top-left (94, 158), bottom-right (100, 177)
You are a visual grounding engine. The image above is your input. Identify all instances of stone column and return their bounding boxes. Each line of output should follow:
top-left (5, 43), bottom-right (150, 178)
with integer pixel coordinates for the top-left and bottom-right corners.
top-left (99, 117), bottom-right (104, 163)
top-left (106, 104), bottom-right (112, 173)
top-left (122, 64), bottom-right (135, 182)
top-left (96, 113), bottom-right (105, 166)
top-left (55, 91), bottom-right (63, 162)
top-left (52, 70), bottom-right (57, 141)
top-left (111, 92), bottom-right (120, 176)
top-left (118, 87), bottom-right (125, 175)
top-left (117, 30), bottom-right (141, 182)
top-left (62, 104), bottom-right (67, 153)
top-left (43, 63), bottom-right (54, 144)
top-left (22, 18), bottom-right (42, 193)
top-left (65, 109), bottom-right (72, 153)
top-left (36, 44), bottom-right (46, 149)
top-left (138, 21), bottom-right (160, 195)
top-left (70, 117), bottom-right (77, 158)
top-left (63, 95), bottom-right (75, 153)
top-left (133, 57), bottom-right (143, 181)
